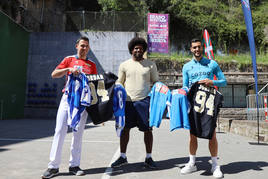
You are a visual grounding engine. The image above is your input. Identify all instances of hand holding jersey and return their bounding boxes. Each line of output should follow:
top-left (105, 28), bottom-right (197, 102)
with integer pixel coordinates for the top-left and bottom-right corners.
top-left (148, 82), bottom-right (190, 131)
top-left (65, 73), bottom-right (91, 131)
top-left (187, 82), bottom-right (223, 139)
top-left (198, 78), bottom-right (214, 87)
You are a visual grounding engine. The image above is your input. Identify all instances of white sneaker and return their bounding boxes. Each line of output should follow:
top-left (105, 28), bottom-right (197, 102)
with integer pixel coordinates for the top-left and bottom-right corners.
top-left (180, 163), bottom-right (197, 174)
top-left (211, 165), bottom-right (223, 178)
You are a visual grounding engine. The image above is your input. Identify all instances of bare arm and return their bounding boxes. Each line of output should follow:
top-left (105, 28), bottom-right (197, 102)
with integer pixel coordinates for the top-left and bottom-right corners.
top-left (116, 64), bottom-right (125, 86)
top-left (51, 68), bottom-right (80, 78)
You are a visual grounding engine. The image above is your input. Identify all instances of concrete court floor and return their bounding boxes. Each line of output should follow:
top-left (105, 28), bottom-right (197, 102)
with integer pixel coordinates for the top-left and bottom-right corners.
top-left (0, 119), bottom-right (268, 179)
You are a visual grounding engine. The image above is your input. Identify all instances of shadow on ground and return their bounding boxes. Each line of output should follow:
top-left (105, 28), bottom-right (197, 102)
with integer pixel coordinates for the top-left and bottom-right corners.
top-left (0, 119), bottom-right (99, 147)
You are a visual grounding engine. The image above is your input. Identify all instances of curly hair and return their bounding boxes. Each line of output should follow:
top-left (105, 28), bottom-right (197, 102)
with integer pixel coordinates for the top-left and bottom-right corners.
top-left (128, 37), bottom-right (147, 54)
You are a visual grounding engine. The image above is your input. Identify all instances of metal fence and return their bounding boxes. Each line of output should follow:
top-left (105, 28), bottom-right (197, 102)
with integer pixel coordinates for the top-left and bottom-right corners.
top-left (65, 11), bottom-right (146, 32)
top-left (246, 93), bottom-right (268, 121)
top-left (3, 9), bottom-right (147, 32)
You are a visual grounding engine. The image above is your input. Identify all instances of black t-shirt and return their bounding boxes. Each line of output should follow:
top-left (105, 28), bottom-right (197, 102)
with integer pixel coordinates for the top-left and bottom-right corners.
top-left (187, 82), bottom-right (223, 139)
top-left (86, 72), bottom-right (118, 125)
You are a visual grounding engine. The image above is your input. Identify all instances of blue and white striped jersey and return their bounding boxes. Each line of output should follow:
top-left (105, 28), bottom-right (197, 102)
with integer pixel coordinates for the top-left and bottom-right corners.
top-left (113, 84), bottom-right (127, 137)
top-left (65, 73), bottom-right (91, 131)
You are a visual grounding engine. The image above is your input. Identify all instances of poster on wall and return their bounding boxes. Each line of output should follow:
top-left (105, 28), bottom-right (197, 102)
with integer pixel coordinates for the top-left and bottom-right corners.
top-left (147, 13), bottom-right (169, 54)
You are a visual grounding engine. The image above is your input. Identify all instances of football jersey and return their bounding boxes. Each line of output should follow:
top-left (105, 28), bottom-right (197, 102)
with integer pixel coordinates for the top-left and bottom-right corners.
top-left (167, 87), bottom-right (190, 131)
top-left (65, 73), bottom-right (91, 131)
top-left (148, 82), bottom-right (171, 128)
top-left (187, 82), bottom-right (223, 139)
top-left (56, 55), bottom-right (97, 75)
top-left (182, 57), bottom-right (226, 88)
top-left (56, 55), bottom-right (97, 92)
top-left (86, 72), bottom-right (118, 125)
top-left (113, 84), bottom-right (127, 137)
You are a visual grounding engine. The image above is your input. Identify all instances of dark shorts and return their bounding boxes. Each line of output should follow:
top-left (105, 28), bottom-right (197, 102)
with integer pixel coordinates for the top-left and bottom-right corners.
top-left (125, 97), bottom-right (151, 131)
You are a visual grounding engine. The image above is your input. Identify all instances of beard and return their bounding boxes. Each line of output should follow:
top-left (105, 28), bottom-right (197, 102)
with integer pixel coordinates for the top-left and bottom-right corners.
top-left (194, 54), bottom-right (201, 58)
top-left (193, 51), bottom-right (202, 58)
top-left (133, 52), bottom-right (143, 60)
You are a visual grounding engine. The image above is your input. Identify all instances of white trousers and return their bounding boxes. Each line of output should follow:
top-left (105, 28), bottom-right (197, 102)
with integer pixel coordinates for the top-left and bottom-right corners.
top-left (48, 94), bottom-right (88, 169)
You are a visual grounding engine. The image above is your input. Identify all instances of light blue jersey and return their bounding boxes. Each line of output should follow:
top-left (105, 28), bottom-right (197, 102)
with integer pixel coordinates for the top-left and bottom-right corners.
top-left (149, 82), bottom-right (171, 128)
top-left (113, 84), bottom-right (127, 137)
top-left (182, 57), bottom-right (227, 88)
top-left (167, 88), bottom-right (190, 131)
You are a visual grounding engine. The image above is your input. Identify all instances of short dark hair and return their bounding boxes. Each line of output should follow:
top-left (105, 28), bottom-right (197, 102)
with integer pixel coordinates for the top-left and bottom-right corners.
top-left (128, 37), bottom-right (147, 54)
top-left (76, 36), bottom-right (89, 45)
top-left (190, 38), bottom-right (202, 47)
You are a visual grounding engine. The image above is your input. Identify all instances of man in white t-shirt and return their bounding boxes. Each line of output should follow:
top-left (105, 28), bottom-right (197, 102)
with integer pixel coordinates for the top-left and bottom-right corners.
top-left (111, 37), bottom-right (159, 169)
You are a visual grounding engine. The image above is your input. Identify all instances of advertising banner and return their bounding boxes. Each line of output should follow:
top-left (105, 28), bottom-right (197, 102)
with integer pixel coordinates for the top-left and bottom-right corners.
top-left (147, 13), bottom-right (169, 53)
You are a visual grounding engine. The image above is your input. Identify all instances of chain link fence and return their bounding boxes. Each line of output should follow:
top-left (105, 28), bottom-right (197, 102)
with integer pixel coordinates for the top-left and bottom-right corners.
top-left (247, 93), bottom-right (268, 121)
top-left (65, 11), bottom-right (146, 32)
top-left (21, 9), bottom-right (65, 32)
top-left (3, 8), bottom-right (147, 32)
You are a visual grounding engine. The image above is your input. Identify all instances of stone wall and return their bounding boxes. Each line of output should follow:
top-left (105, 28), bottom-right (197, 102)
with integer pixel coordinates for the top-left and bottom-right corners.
top-left (152, 58), bottom-right (268, 73)
top-left (154, 58), bottom-right (268, 87)
top-left (219, 118), bottom-right (268, 142)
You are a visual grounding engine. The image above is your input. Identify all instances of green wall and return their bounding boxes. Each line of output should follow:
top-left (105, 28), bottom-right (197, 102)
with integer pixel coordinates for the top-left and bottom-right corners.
top-left (0, 11), bottom-right (29, 119)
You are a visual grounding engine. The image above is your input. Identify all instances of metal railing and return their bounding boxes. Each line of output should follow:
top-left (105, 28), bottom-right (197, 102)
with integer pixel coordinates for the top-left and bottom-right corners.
top-left (246, 93), bottom-right (268, 121)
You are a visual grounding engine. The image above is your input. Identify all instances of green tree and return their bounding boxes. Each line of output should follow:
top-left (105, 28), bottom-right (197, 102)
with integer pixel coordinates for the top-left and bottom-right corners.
top-left (97, 0), bottom-right (268, 52)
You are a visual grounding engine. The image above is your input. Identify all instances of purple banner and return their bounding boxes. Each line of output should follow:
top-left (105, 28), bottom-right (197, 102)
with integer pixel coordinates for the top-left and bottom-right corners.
top-left (147, 13), bottom-right (169, 54)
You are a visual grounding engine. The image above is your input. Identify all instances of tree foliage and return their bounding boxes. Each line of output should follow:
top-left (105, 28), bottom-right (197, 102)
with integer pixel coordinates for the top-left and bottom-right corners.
top-left (97, 0), bottom-right (268, 52)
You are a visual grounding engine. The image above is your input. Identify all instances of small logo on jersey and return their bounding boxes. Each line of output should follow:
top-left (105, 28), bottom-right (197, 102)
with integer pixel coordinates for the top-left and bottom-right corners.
top-left (177, 89), bottom-right (187, 95)
top-left (191, 71), bottom-right (211, 78)
top-left (85, 63), bottom-right (91, 67)
top-left (74, 65), bottom-right (83, 72)
top-left (160, 85), bottom-right (169, 94)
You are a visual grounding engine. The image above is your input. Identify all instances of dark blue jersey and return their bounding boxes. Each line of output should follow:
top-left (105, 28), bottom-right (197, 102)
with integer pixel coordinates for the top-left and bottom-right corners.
top-left (187, 82), bottom-right (223, 139)
top-left (86, 72), bottom-right (118, 125)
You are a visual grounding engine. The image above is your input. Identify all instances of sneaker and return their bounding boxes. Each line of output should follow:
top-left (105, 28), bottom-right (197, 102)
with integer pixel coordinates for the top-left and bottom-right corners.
top-left (69, 166), bottom-right (85, 176)
top-left (41, 168), bottom-right (59, 179)
top-left (111, 156), bottom-right (128, 168)
top-left (211, 165), bottom-right (223, 178)
top-left (144, 157), bottom-right (157, 169)
top-left (180, 163), bottom-right (197, 174)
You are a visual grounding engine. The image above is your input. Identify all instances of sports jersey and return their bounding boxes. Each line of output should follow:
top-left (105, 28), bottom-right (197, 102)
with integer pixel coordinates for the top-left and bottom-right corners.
top-left (182, 57), bottom-right (226, 88)
top-left (187, 82), bottom-right (223, 139)
top-left (117, 58), bottom-right (159, 101)
top-left (65, 73), bottom-right (91, 131)
top-left (56, 55), bottom-right (97, 75)
top-left (113, 84), bottom-right (127, 137)
top-left (86, 72), bottom-right (118, 125)
top-left (167, 87), bottom-right (190, 131)
top-left (148, 82), bottom-right (170, 128)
